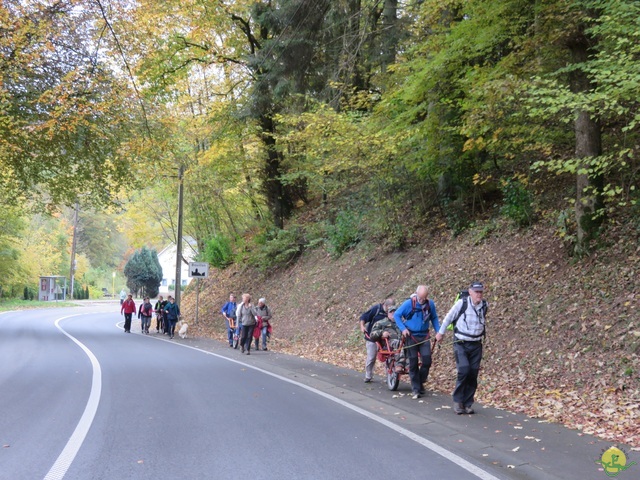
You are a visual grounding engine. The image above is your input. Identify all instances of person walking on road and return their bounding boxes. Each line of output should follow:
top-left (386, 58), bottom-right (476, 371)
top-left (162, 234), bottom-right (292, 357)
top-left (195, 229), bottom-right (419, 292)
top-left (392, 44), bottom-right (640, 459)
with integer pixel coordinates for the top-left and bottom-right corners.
top-left (138, 297), bottom-right (153, 334)
top-left (236, 293), bottom-right (256, 355)
top-left (253, 298), bottom-right (272, 351)
top-left (121, 294), bottom-right (136, 333)
top-left (164, 296), bottom-right (181, 339)
top-left (154, 296), bottom-right (167, 333)
top-left (359, 298), bottom-right (395, 383)
top-left (436, 282), bottom-right (488, 415)
top-left (221, 294), bottom-right (237, 347)
top-left (394, 285), bottom-right (439, 399)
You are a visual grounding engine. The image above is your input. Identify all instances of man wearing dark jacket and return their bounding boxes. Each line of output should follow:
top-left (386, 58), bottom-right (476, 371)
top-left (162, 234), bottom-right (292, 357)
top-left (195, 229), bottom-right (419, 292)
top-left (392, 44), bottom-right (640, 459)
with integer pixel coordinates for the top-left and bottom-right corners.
top-left (163, 296), bottom-right (180, 339)
top-left (359, 298), bottom-right (395, 383)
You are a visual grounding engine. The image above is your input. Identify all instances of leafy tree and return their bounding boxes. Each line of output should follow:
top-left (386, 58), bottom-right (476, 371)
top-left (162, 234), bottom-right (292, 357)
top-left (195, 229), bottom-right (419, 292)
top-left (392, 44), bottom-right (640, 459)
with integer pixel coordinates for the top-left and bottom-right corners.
top-left (0, 1), bottom-right (142, 210)
top-left (123, 247), bottom-right (162, 298)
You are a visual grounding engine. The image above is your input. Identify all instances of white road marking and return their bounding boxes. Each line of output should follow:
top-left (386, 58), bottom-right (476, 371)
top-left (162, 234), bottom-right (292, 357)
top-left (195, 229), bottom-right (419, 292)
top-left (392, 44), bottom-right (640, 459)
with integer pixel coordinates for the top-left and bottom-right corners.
top-left (162, 339), bottom-right (502, 480)
top-left (43, 315), bottom-right (102, 480)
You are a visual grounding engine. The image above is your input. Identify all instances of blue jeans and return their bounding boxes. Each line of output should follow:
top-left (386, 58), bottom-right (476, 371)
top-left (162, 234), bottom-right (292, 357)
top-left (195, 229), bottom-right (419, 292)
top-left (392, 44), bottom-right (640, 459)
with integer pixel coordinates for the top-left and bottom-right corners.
top-left (405, 335), bottom-right (432, 394)
top-left (140, 315), bottom-right (151, 332)
top-left (453, 341), bottom-right (483, 407)
top-left (254, 326), bottom-right (268, 349)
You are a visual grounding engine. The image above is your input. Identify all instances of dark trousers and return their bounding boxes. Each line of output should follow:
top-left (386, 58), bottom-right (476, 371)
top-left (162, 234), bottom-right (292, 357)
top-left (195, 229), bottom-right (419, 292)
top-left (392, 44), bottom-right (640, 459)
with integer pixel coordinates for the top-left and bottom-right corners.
top-left (240, 325), bottom-right (255, 351)
top-left (123, 313), bottom-right (132, 332)
top-left (405, 335), bottom-right (432, 394)
top-left (453, 341), bottom-right (483, 407)
top-left (156, 314), bottom-right (163, 331)
top-left (167, 318), bottom-right (177, 336)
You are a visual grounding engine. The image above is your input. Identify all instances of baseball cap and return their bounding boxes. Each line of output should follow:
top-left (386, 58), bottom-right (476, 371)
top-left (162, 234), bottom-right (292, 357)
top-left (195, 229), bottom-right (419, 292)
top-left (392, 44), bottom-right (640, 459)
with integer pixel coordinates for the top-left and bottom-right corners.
top-left (469, 282), bottom-right (484, 291)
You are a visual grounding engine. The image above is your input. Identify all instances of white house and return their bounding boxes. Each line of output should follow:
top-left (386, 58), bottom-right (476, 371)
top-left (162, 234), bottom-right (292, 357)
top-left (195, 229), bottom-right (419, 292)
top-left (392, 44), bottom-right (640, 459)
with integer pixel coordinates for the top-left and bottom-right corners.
top-left (156, 239), bottom-right (198, 295)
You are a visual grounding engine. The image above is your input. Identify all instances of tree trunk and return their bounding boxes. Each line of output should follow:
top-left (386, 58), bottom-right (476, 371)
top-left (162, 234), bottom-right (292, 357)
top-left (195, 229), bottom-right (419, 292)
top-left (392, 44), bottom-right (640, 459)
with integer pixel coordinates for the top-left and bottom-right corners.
top-left (260, 114), bottom-right (293, 229)
top-left (574, 110), bottom-right (603, 253)
top-left (380, 0), bottom-right (398, 69)
top-left (567, 26), bottom-right (604, 255)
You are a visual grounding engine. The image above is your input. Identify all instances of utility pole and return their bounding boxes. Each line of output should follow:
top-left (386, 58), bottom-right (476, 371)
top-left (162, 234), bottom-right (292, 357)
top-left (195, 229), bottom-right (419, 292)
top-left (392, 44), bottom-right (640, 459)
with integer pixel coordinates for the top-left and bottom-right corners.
top-left (174, 165), bottom-right (184, 306)
top-left (69, 201), bottom-right (79, 300)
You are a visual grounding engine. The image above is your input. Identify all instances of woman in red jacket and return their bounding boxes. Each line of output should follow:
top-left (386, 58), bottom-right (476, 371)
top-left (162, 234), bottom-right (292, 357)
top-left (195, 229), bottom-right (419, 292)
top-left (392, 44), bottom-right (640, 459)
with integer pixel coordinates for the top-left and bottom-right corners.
top-left (120, 294), bottom-right (136, 333)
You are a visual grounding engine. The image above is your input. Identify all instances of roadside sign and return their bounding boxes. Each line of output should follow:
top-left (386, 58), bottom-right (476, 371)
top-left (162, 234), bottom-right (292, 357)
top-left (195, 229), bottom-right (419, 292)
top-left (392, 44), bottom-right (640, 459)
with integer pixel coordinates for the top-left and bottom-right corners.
top-left (188, 262), bottom-right (209, 278)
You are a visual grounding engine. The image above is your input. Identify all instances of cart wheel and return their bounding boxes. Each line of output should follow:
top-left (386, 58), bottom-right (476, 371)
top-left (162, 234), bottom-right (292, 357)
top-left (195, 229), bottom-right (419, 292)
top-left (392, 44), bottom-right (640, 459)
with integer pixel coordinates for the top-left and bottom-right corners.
top-left (386, 358), bottom-right (399, 391)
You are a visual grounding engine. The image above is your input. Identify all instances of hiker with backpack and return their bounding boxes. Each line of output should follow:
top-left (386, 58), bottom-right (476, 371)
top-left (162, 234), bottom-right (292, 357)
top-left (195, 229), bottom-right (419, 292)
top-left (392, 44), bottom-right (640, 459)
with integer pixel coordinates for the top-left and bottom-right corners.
top-left (436, 282), bottom-right (488, 415)
top-left (359, 298), bottom-right (396, 383)
top-left (137, 296), bottom-right (154, 334)
top-left (221, 293), bottom-right (237, 348)
top-left (154, 295), bottom-right (167, 333)
top-left (253, 298), bottom-right (272, 351)
top-left (393, 285), bottom-right (440, 399)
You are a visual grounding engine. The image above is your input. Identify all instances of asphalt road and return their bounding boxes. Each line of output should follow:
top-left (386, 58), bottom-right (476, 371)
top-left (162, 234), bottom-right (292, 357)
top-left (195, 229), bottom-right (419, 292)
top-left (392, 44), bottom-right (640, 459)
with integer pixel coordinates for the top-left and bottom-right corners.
top-left (0, 304), bottom-right (624, 480)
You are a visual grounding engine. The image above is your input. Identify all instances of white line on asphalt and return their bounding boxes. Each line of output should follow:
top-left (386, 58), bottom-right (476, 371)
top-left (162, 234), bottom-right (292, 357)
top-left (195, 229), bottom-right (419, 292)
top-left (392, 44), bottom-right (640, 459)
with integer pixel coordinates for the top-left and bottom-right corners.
top-left (161, 340), bottom-right (502, 480)
top-left (43, 315), bottom-right (102, 480)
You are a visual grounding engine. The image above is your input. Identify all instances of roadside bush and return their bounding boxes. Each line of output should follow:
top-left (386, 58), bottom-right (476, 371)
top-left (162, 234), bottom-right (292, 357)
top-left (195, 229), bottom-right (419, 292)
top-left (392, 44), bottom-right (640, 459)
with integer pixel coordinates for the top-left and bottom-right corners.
top-left (204, 234), bottom-right (234, 268)
top-left (326, 209), bottom-right (362, 257)
top-left (441, 197), bottom-right (470, 236)
top-left (501, 175), bottom-right (535, 227)
top-left (249, 226), bottom-right (304, 272)
top-left (23, 286), bottom-right (36, 300)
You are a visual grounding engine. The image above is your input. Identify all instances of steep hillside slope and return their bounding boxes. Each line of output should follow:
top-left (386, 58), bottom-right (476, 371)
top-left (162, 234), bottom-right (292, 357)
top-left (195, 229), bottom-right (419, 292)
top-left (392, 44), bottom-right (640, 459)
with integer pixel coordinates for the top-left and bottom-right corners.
top-left (181, 219), bottom-right (640, 447)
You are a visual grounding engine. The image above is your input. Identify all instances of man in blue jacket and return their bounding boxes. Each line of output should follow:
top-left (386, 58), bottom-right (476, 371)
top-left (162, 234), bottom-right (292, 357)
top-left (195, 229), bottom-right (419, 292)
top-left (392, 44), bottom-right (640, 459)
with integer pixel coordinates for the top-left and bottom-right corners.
top-left (394, 285), bottom-right (439, 399)
top-left (220, 293), bottom-right (237, 347)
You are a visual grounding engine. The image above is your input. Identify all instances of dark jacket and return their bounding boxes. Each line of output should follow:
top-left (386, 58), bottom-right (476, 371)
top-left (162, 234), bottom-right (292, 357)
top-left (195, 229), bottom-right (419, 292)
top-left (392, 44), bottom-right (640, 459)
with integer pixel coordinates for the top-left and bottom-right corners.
top-left (360, 303), bottom-right (388, 342)
top-left (164, 302), bottom-right (180, 321)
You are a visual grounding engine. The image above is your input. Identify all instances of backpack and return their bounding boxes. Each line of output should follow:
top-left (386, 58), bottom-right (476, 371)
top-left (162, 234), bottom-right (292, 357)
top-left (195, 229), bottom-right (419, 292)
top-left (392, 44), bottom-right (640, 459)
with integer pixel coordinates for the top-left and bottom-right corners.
top-left (447, 290), bottom-right (488, 338)
top-left (401, 294), bottom-right (434, 325)
top-left (142, 302), bottom-right (153, 316)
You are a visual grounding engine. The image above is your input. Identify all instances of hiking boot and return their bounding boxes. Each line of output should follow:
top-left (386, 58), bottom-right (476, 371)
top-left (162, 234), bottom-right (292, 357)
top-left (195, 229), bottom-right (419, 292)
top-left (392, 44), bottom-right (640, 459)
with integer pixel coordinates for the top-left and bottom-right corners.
top-left (412, 392), bottom-right (421, 400)
top-left (465, 405), bottom-right (475, 414)
top-left (454, 403), bottom-right (465, 415)
top-left (241, 347), bottom-right (245, 353)
top-left (364, 378), bottom-right (372, 383)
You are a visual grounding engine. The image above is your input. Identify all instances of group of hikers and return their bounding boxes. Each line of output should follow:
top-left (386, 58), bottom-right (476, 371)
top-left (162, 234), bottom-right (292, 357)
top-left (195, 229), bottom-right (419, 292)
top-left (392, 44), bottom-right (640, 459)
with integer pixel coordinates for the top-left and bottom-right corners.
top-left (119, 293), bottom-right (181, 339)
top-left (359, 282), bottom-right (488, 415)
top-left (119, 280), bottom-right (486, 415)
top-left (220, 293), bottom-right (272, 355)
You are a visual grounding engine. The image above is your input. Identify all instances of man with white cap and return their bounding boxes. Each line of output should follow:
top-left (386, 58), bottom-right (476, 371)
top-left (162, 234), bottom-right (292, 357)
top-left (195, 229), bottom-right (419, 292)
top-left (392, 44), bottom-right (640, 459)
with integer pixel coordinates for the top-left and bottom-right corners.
top-left (436, 282), bottom-right (488, 414)
top-left (254, 298), bottom-right (272, 351)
